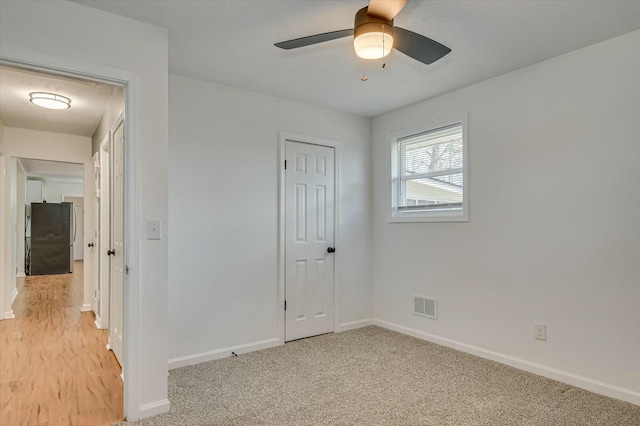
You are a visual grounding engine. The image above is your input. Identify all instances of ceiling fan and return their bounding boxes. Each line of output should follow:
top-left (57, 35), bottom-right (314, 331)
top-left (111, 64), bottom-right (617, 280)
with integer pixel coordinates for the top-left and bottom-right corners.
top-left (274, 0), bottom-right (451, 65)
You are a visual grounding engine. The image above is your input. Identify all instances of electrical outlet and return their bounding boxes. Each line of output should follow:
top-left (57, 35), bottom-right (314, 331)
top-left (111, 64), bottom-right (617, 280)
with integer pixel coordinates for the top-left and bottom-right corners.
top-left (534, 323), bottom-right (547, 341)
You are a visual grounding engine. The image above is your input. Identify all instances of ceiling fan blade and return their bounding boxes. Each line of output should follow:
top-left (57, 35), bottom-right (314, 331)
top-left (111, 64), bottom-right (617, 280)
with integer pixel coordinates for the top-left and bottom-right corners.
top-left (367, 0), bottom-right (408, 21)
top-left (393, 27), bottom-right (451, 65)
top-left (275, 29), bottom-right (354, 50)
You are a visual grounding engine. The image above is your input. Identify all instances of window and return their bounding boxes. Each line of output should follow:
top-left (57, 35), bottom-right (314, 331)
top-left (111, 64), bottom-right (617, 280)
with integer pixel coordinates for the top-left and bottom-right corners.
top-left (391, 118), bottom-right (468, 222)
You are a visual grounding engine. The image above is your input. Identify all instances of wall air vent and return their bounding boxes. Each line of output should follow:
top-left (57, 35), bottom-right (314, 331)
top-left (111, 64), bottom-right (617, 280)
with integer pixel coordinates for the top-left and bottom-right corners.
top-left (413, 295), bottom-right (437, 320)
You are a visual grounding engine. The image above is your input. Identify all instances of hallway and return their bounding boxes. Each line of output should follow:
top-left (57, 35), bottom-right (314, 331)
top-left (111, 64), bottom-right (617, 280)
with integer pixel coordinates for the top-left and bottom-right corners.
top-left (0, 262), bottom-right (123, 425)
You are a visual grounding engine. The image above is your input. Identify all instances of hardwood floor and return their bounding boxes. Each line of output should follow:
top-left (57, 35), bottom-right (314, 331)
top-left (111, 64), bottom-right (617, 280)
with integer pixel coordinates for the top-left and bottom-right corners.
top-left (0, 262), bottom-right (123, 425)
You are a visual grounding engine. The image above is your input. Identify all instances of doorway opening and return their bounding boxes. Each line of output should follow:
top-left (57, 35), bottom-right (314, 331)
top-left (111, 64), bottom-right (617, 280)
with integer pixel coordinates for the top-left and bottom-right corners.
top-left (18, 159), bottom-right (84, 277)
top-left (0, 63), bottom-right (126, 424)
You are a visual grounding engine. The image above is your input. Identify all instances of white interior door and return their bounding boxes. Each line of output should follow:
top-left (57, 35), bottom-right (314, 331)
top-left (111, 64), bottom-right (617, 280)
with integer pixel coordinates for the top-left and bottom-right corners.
top-left (285, 140), bottom-right (335, 342)
top-left (99, 140), bottom-right (111, 329)
top-left (91, 153), bottom-right (101, 321)
top-left (109, 120), bottom-right (125, 366)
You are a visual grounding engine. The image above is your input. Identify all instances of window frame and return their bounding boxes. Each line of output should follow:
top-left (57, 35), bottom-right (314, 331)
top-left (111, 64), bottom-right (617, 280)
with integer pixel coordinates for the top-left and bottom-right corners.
top-left (389, 113), bottom-right (469, 223)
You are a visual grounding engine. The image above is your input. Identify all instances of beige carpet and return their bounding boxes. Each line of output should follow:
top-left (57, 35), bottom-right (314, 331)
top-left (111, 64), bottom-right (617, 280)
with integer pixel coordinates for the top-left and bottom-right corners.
top-left (115, 326), bottom-right (640, 425)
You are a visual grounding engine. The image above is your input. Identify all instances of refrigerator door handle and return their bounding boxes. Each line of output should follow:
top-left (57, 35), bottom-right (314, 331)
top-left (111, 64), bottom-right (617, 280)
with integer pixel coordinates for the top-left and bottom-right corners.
top-left (73, 206), bottom-right (77, 242)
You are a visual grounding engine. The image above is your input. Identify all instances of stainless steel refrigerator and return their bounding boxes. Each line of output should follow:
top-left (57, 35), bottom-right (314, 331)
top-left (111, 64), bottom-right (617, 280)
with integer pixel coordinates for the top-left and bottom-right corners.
top-left (29, 202), bottom-right (74, 275)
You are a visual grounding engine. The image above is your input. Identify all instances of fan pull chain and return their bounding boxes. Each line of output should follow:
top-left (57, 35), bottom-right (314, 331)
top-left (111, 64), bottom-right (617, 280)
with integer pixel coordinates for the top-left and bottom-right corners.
top-left (361, 53), bottom-right (369, 81)
top-left (382, 24), bottom-right (386, 69)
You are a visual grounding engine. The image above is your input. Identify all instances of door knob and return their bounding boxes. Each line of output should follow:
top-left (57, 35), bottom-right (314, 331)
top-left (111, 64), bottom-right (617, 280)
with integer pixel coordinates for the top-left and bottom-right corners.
top-left (88, 243), bottom-right (94, 248)
top-left (107, 249), bottom-right (115, 256)
top-left (327, 247), bottom-right (336, 253)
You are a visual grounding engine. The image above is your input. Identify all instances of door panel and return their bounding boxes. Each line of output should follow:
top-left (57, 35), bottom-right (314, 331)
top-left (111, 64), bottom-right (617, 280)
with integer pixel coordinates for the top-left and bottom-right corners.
top-left (285, 141), bottom-right (335, 342)
top-left (91, 154), bottom-right (101, 319)
top-left (99, 143), bottom-right (111, 329)
top-left (110, 120), bottom-right (125, 366)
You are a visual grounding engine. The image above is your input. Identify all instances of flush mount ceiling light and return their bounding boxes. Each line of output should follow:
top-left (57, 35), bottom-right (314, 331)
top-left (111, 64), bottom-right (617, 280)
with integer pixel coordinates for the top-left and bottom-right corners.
top-left (29, 92), bottom-right (71, 110)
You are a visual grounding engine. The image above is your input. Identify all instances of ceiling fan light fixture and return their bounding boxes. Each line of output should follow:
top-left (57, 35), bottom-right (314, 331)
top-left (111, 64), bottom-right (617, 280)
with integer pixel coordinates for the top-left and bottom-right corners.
top-left (29, 92), bottom-right (71, 110)
top-left (354, 28), bottom-right (394, 59)
top-left (353, 7), bottom-right (394, 60)
top-left (274, 2), bottom-right (452, 66)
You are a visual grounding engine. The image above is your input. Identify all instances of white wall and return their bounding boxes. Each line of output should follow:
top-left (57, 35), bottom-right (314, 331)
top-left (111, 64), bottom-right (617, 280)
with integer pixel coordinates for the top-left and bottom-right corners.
top-left (8, 159), bottom-right (17, 315)
top-left (16, 161), bottom-right (25, 277)
top-left (0, 118), bottom-right (7, 318)
top-left (168, 75), bottom-right (372, 364)
top-left (41, 180), bottom-right (84, 203)
top-left (4, 127), bottom-right (90, 163)
top-left (0, 119), bottom-right (4, 154)
top-left (0, 154), bottom-right (20, 318)
top-left (0, 0), bottom-right (169, 419)
top-left (371, 30), bottom-right (640, 404)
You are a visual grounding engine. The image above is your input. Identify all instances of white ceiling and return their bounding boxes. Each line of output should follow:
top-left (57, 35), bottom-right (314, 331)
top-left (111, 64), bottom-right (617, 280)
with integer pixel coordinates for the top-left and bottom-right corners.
top-left (72, 0), bottom-right (640, 118)
top-left (19, 158), bottom-right (84, 182)
top-left (0, 65), bottom-right (119, 136)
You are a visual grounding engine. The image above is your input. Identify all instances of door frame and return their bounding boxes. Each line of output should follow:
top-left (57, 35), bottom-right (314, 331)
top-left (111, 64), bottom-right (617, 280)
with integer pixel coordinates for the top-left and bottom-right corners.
top-left (99, 132), bottom-right (112, 330)
top-left (0, 50), bottom-right (141, 420)
top-left (277, 132), bottom-right (341, 344)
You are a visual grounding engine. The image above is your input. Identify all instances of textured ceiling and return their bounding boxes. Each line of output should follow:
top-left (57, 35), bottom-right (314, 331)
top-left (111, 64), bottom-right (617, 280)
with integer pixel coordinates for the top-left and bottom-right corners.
top-left (0, 65), bottom-right (119, 136)
top-left (72, 0), bottom-right (640, 117)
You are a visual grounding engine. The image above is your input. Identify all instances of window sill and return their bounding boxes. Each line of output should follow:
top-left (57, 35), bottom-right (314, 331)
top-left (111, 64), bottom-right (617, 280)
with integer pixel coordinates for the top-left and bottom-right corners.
top-left (388, 211), bottom-right (469, 223)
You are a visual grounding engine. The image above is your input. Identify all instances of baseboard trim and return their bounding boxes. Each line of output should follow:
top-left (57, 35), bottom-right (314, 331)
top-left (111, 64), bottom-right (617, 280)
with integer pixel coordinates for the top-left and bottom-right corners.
top-left (168, 337), bottom-right (281, 370)
top-left (81, 303), bottom-right (92, 312)
top-left (336, 318), bottom-right (373, 332)
top-left (16, 272), bottom-right (25, 278)
top-left (10, 288), bottom-right (18, 305)
top-left (138, 399), bottom-right (170, 419)
top-left (2, 311), bottom-right (15, 320)
top-left (94, 317), bottom-right (102, 330)
top-left (373, 319), bottom-right (640, 406)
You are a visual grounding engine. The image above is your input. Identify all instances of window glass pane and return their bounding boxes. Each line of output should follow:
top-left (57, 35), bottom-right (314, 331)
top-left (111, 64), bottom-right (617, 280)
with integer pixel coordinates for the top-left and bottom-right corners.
top-left (400, 124), bottom-right (463, 176)
top-left (400, 173), bottom-right (463, 208)
top-left (393, 119), bottom-right (467, 220)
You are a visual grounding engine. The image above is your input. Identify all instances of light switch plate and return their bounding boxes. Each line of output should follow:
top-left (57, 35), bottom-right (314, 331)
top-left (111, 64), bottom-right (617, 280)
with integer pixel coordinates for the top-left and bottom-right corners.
top-left (146, 219), bottom-right (162, 240)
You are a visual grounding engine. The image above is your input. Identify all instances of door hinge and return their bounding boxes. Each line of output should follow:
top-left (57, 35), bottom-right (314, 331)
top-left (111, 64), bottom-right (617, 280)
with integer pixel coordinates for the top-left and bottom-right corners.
top-left (284, 300), bottom-right (287, 311)
top-left (284, 160), bottom-right (287, 170)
